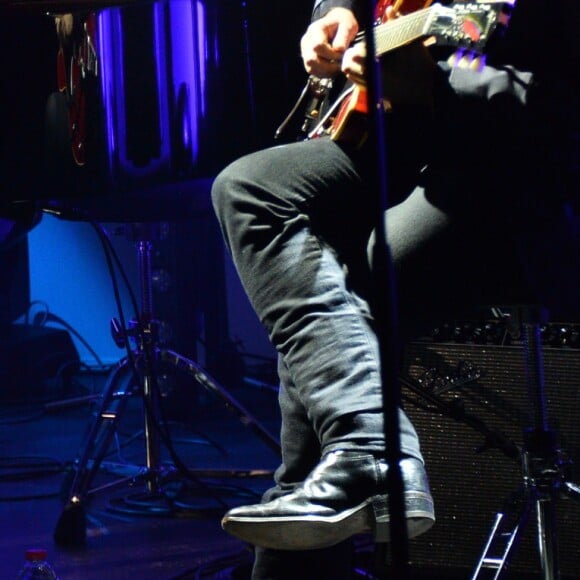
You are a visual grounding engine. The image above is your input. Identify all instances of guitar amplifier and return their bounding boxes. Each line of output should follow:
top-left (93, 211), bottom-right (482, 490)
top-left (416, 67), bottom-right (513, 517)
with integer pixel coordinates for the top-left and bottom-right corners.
top-left (401, 338), bottom-right (580, 577)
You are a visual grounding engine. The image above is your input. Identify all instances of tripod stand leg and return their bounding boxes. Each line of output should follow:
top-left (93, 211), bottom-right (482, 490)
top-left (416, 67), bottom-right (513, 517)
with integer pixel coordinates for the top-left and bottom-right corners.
top-left (142, 369), bottom-right (162, 493)
top-left (536, 498), bottom-right (560, 580)
top-left (160, 348), bottom-right (281, 455)
top-left (563, 481), bottom-right (580, 498)
top-left (474, 309), bottom-right (567, 580)
top-left (54, 357), bottom-right (136, 545)
top-left (471, 499), bottom-right (533, 580)
top-left (522, 312), bottom-right (561, 580)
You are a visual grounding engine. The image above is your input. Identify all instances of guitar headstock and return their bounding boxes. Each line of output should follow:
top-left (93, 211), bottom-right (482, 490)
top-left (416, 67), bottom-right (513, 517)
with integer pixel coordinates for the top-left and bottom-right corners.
top-left (430, 1), bottom-right (514, 54)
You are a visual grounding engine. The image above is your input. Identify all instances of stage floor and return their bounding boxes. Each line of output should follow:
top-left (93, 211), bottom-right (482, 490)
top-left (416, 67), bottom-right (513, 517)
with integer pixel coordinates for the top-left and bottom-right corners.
top-left (0, 364), bottom-right (574, 579)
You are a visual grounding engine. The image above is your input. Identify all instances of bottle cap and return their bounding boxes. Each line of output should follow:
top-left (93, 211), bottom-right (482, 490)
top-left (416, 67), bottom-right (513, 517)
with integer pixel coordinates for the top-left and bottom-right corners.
top-left (25, 548), bottom-right (48, 561)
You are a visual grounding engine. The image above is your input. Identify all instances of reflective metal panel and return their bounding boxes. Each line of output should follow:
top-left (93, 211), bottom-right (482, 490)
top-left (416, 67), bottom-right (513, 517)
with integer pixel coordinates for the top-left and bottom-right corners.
top-left (2, 0), bottom-right (310, 218)
top-left (2, 1), bottom-right (255, 212)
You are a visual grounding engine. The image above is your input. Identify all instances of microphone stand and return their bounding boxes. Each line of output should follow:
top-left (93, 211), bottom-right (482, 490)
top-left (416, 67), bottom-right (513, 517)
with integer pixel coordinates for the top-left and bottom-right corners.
top-left (360, 1), bottom-right (410, 576)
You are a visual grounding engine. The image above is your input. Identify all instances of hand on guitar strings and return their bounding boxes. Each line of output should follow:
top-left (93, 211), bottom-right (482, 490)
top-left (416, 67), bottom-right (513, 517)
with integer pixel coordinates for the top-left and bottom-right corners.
top-left (302, 5), bottom-right (436, 110)
top-left (300, 7), bottom-right (359, 78)
top-left (342, 4), bottom-right (435, 110)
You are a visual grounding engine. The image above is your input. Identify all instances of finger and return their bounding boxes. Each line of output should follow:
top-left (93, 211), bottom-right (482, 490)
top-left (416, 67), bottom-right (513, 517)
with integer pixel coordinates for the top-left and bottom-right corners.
top-left (341, 43), bottom-right (366, 77)
top-left (301, 46), bottom-right (342, 76)
top-left (302, 27), bottom-right (344, 59)
top-left (328, 19), bottom-right (358, 52)
top-left (342, 57), bottom-right (365, 81)
top-left (344, 71), bottom-right (366, 86)
top-left (303, 56), bottom-right (342, 77)
top-left (301, 32), bottom-right (343, 75)
top-left (330, 26), bottom-right (351, 52)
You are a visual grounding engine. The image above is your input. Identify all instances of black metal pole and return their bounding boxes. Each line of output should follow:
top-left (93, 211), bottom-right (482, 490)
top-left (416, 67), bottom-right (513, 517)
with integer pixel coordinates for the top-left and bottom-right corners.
top-left (360, 0), bottom-right (410, 576)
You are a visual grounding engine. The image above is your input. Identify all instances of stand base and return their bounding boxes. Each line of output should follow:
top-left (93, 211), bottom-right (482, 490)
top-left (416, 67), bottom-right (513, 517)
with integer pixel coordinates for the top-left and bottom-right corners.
top-left (54, 502), bottom-right (88, 546)
top-left (54, 347), bottom-right (279, 547)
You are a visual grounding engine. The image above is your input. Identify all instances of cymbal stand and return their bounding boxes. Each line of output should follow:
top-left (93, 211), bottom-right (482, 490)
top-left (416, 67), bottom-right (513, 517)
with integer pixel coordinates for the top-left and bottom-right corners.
top-left (54, 222), bottom-right (280, 547)
top-left (470, 307), bottom-right (580, 580)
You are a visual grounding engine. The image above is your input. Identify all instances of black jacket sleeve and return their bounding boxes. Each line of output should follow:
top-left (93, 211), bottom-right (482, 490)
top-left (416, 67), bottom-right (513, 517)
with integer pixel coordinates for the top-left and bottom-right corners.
top-left (311, 0), bottom-right (359, 21)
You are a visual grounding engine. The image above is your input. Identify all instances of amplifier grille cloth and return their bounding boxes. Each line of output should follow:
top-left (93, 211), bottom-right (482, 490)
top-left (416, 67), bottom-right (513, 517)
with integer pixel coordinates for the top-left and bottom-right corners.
top-left (402, 341), bottom-right (580, 576)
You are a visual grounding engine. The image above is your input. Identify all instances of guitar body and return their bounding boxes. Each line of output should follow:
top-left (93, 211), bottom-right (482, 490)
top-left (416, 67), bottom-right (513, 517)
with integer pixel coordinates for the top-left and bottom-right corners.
top-left (328, 84), bottom-right (369, 148)
top-left (55, 13), bottom-right (97, 166)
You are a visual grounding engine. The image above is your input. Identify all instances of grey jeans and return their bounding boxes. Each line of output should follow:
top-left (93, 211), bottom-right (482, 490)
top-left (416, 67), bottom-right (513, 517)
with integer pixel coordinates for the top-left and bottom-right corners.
top-left (212, 135), bottom-right (428, 464)
top-left (215, 134), bottom-right (495, 459)
top-left (210, 51), bottom-right (552, 479)
top-left (210, 96), bottom-right (534, 465)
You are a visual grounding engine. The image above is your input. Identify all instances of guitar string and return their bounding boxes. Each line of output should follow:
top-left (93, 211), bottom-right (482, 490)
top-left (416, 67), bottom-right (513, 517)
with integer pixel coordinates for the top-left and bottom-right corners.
top-left (374, 7), bottom-right (435, 54)
top-left (307, 3), bottom-right (495, 140)
top-left (306, 7), bottom-right (434, 140)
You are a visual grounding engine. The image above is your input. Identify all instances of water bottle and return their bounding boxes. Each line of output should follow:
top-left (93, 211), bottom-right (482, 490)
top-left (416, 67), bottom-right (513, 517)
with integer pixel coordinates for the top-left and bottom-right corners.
top-left (17, 549), bottom-right (58, 579)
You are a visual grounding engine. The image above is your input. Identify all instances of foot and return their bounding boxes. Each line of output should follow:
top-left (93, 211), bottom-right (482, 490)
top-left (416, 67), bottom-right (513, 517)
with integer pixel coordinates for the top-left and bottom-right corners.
top-left (221, 450), bottom-right (435, 550)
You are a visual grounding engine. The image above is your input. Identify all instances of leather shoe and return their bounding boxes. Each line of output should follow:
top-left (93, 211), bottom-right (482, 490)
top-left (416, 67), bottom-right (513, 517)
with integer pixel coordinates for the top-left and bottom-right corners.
top-left (221, 450), bottom-right (435, 550)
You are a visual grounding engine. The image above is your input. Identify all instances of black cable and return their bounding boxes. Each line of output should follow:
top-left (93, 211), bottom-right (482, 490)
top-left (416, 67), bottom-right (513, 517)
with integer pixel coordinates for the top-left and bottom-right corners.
top-left (24, 299), bottom-right (50, 326)
top-left (89, 221), bottom-right (141, 369)
top-left (33, 310), bottom-right (107, 369)
top-left (0, 455), bottom-right (65, 501)
top-left (0, 455), bottom-right (64, 479)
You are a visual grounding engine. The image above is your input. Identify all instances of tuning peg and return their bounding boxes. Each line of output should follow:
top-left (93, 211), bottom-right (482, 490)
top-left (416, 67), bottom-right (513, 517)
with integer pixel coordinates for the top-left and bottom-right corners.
top-left (447, 49), bottom-right (486, 72)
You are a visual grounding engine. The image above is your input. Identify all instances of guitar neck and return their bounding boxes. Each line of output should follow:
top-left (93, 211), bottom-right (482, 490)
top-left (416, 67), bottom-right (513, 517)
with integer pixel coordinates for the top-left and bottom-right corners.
top-left (373, 5), bottom-right (443, 55)
top-left (372, 2), bottom-right (512, 57)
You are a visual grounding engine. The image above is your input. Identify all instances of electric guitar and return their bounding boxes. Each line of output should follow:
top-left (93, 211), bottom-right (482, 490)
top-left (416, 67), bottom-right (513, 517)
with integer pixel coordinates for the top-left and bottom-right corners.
top-left (300, 0), bottom-right (513, 147)
top-left (56, 13), bottom-right (98, 166)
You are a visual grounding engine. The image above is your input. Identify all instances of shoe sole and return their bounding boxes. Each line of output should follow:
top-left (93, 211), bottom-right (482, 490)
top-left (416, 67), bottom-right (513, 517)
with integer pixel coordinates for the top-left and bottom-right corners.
top-left (222, 491), bottom-right (435, 550)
